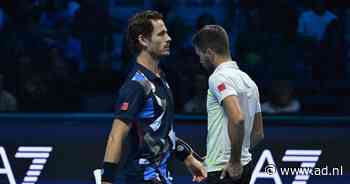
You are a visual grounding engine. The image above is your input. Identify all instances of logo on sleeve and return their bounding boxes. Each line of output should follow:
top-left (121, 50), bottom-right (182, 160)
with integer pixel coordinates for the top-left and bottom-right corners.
top-left (217, 83), bottom-right (226, 92)
top-left (120, 102), bottom-right (129, 111)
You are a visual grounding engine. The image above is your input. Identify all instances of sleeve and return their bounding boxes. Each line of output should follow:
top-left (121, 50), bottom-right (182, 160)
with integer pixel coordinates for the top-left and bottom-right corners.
top-left (174, 137), bottom-right (193, 162)
top-left (208, 74), bottom-right (238, 104)
top-left (114, 80), bottom-right (146, 125)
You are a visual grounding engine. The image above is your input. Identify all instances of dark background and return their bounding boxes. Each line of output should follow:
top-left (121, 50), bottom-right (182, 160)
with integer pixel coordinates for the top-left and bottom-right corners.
top-left (1, 0), bottom-right (350, 184)
top-left (0, 0), bottom-right (350, 115)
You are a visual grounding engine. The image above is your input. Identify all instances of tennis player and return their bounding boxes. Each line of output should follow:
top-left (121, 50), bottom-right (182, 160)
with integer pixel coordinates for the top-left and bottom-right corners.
top-left (192, 25), bottom-right (264, 184)
top-left (101, 10), bottom-right (206, 184)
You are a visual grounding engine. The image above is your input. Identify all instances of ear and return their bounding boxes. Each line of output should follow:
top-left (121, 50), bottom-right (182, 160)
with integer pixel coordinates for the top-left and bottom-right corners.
top-left (206, 48), bottom-right (215, 57)
top-left (194, 46), bottom-right (201, 55)
top-left (138, 35), bottom-right (149, 48)
top-left (207, 48), bottom-right (218, 61)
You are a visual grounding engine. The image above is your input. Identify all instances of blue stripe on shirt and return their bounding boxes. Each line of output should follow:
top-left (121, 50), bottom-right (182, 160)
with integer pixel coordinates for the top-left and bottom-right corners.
top-left (138, 97), bottom-right (154, 118)
top-left (131, 71), bottom-right (146, 81)
top-left (144, 166), bottom-right (157, 181)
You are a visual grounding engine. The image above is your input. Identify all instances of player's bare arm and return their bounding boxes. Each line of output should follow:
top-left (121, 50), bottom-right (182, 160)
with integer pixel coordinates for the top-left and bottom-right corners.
top-left (220, 95), bottom-right (244, 179)
top-left (102, 119), bottom-right (130, 184)
top-left (250, 112), bottom-right (264, 149)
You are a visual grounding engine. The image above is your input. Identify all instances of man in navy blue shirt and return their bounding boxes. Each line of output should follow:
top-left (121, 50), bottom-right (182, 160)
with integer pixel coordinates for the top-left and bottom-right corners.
top-left (101, 10), bottom-right (207, 184)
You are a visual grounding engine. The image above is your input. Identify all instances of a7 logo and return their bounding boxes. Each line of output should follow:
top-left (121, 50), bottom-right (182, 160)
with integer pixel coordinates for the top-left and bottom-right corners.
top-left (250, 149), bottom-right (322, 184)
top-left (0, 146), bottom-right (52, 184)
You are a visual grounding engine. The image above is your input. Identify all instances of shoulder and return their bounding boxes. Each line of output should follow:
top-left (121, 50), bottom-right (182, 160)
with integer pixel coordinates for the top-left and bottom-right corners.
top-left (301, 10), bottom-right (313, 17)
top-left (121, 71), bottom-right (154, 96)
top-left (208, 72), bottom-right (227, 86)
top-left (120, 77), bottom-right (145, 94)
top-left (325, 11), bottom-right (337, 20)
top-left (299, 11), bottom-right (313, 20)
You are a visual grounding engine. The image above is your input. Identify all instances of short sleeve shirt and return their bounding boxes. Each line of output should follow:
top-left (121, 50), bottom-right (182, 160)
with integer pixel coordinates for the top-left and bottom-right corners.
top-left (206, 61), bottom-right (261, 172)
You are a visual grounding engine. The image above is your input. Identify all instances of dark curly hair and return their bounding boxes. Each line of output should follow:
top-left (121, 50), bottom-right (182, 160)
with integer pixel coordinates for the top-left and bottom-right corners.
top-left (192, 25), bottom-right (230, 56)
top-left (126, 10), bottom-right (163, 54)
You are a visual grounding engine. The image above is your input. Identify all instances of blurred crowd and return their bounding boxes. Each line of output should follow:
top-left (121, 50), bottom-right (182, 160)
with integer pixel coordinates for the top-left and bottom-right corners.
top-left (0, 0), bottom-right (349, 115)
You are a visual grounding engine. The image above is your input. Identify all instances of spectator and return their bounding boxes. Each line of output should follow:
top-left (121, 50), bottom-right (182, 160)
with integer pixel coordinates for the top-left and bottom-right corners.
top-left (297, 0), bottom-right (337, 42)
top-left (298, 0), bottom-right (341, 80)
top-left (261, 80), bottom-right (301, 114)
top-left (0, 74), bottom-right (17, 112)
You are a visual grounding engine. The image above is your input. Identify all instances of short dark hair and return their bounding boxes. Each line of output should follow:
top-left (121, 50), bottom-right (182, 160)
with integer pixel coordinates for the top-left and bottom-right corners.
top-left (192, 25), bottom-right (230, 56)
top-left (126, 10), bottom-right (163, 54)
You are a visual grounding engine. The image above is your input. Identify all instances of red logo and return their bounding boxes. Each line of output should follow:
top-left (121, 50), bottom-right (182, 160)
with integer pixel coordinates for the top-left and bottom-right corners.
top-left (217, 83), bottom-right (226, 92)
top-left (120, 102), bottom-right (129, 111)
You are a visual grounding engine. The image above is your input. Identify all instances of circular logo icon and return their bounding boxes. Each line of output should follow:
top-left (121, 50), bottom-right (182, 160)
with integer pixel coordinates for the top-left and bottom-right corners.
top-left (265, 164), bottom-right (277, 175)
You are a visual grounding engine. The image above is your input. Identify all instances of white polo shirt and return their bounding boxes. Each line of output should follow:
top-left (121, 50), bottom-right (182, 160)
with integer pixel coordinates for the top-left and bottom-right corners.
top-left (205, 61), bottom-right (261, 172)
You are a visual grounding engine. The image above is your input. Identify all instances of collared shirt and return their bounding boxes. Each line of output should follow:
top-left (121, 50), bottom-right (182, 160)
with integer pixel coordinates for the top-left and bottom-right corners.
top-left (114, 63), bottom-right (175, 183)
top-left (206, 61), bottom-right (261, 172)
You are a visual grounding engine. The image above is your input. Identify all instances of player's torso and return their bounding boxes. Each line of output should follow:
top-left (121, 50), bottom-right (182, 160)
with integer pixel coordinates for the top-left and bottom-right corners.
top-left (126, 69), bottom-right (175, 171)
top-left (206, 64), bottom-right (259, 171)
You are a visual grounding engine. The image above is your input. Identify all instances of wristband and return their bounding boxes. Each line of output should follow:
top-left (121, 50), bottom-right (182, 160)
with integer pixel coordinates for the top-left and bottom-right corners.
top-left (101, 162), bottom-right (118, 183)
top-left (174, 138), bottom-right (192, 161)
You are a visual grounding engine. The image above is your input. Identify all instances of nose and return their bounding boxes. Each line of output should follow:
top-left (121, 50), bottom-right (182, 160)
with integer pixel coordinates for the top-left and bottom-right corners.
top-left (166, 34), bottom-right (172, 42)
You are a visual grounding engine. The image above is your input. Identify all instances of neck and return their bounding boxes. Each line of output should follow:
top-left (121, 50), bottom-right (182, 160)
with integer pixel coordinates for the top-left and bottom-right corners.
top-left (213, 55), bottom-right (232, 68)
top-left (137, 51), bottom-right (160, 77)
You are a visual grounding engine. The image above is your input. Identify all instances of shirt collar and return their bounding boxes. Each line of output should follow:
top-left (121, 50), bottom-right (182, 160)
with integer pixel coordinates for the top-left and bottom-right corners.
top-left (135, 63), bottom-right (162, 81)
top-left (214, 61), bottom-right (239, 73)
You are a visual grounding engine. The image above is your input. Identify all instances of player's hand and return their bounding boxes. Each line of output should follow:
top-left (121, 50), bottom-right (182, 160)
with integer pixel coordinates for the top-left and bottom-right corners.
top-left (184, 154), bottom-right (207, 182)
top-left (220, 161), bottom-right (243, 180)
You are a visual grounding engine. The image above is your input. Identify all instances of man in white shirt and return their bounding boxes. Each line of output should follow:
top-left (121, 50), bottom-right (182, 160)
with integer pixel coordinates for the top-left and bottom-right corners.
top-left (192, 25), bottom-right (264, 184)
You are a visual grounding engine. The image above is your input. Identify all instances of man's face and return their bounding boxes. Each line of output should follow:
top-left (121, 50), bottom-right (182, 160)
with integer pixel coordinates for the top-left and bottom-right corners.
top-left (195, 46), bottom-right (213, 70)
top-left (146, 19), bottom-right (171, 57)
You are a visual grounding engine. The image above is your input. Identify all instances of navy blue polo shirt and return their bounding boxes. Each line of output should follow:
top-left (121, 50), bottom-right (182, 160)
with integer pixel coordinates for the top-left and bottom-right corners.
top-left (114, 63), bottom-right (176, 183)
